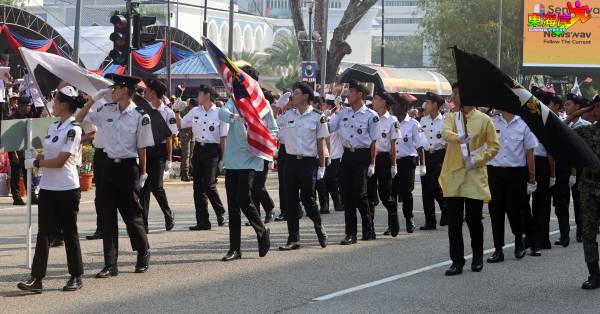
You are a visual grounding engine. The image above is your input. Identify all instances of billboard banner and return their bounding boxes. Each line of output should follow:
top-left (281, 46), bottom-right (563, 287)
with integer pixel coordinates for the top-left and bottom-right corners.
top-left (523, 1), bottom-right (600, 68)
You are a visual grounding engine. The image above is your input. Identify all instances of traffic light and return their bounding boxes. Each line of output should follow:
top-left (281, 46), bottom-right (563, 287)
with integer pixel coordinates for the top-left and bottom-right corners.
top-left (132, 14), bottom-right (156, 49)
top-left (109, 13), bottom-right (129, 66)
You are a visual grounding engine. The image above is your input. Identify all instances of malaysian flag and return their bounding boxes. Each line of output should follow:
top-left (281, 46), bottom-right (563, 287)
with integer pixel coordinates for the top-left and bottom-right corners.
top-left (202, 38), bottom-right (276, 161)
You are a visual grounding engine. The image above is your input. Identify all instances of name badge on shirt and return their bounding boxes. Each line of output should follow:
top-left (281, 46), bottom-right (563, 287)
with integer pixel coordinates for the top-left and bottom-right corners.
top-left (403, 137), bottom-right (409, 143)
top-left (436, 133), bottom-right (442, 139)
top-left (357, 128), bottom-right (363, 134)
top-left (381, 132), bottom-right (387, 138)
top-left (209, 126), bottom-right (215, 132)
top-left (52, 136), bottom-right (59, 143)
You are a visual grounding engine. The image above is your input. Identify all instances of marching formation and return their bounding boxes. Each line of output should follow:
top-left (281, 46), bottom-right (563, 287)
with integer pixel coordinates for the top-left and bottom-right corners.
top-left (5, 65), bottom-right (600, 295)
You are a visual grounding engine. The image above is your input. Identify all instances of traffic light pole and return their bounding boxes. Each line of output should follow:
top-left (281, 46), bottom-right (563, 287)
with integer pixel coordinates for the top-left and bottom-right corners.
top-left (126, 0), bottom-right (133, 75)
top-left (167, 0), bottom-right (172, 94)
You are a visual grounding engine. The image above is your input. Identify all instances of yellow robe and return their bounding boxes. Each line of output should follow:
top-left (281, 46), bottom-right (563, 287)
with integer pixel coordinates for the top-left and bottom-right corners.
top-left (439, 109), bottom-right (500, 202)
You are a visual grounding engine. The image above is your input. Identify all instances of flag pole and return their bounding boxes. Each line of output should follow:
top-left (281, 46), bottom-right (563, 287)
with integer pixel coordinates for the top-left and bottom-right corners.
top-left (26, 118), bottom-right (32, 268)
top-left (460, 107), bottom-right (470, 156)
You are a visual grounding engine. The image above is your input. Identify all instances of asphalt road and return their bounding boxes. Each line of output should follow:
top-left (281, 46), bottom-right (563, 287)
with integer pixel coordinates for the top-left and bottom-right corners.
top-left (0, 174), bottom-right (598, 314)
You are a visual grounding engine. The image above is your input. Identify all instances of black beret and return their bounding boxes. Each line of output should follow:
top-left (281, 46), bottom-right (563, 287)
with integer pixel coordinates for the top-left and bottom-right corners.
top-left (425, 92), bottom-right (444, 107)
top-left (375, 89), bottom-right (394, 108)
top-left (144, 78), bottom-right (167, 97)
top-left (294, 82), bottom-right (314, 102)
top-left (566, 93), bottom-right (588, 107)
top-left (348, 80), bottom-right (368, 95)
top-left (17, 95), bottom-right (31, 104)
top-left (107, 73), bottom-right (141, 88)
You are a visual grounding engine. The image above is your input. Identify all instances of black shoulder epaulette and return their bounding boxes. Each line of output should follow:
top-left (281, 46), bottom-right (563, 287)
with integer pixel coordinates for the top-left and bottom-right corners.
top-left (313, 109), bottom-right (322, 114)
top-left (53, 121), bottom-right (59, 124)
top-left (70, 121), bottom-right (81, 127)
top-left (135, 107), bottom-right (146, 115)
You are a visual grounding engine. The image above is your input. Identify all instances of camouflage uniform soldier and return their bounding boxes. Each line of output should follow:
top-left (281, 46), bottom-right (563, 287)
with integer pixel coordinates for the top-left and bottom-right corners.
top-left (179, 101), bottom-right (196, 181)
top-left (573, 95), bottom-right (600, 290)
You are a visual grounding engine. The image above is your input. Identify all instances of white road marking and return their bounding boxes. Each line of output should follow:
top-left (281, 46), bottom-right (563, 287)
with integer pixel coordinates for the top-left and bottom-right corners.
top-left (313, 229), bottom-right (562, 302)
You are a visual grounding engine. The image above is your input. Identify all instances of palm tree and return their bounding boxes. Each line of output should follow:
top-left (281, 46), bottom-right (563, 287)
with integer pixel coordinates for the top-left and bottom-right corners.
top-left (233, 50), bottom-right (273, 77)
top-left (264, 35), bottom-right (301, 90)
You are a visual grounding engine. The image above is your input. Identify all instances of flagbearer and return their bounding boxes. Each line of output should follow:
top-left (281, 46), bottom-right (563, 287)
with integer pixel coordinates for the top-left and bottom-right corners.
top-left (419, 92), bottom-right (448, 229)
top-left (328, 80), bottom-right (380, 245)
top-left (486, 109), bottom-right (538, 263)
top-left (175, 85), bottom-right (227, 230)
top-left (440, 83), bottom-right (499, 276)
top-left (367, 90), bottom-right (400, 237)
top-left (17, 86), bottom-right (84, 293)
top-left (277, 82), bottom-right (329, 250)
top-left (77, 74), bottom-right (153, 277)
top-left (392, 94), bottom-right (427, 234)
top-left (140, 78), bottom-right (177, 232)
top-left (85, 99), bottom-right (108, 241)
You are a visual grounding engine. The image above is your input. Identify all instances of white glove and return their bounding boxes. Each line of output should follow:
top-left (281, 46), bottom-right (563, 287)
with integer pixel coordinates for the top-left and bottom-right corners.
top-left (92, 88), bottom-right (112, 102)
top-left (391, 165), bottom-right (398, 177)
top-left (527, 182), bottom-right (538, 195)
top-left (549, 177), bottom-right (556, 188)
top-left (568, 175), bottom-right (577, 188)
top-left (418, 165), bottom-right (427, 176)
top-left (268, 161), bottom-right (274, 170)
top-left (317, 166), bottom-right (326, 180)
top-left (326, 158), bottom-right (332, 166)
top-left (165, 160), bottom-right (172, 170)
top-left (138, 173), bottom-right (148, 189)
top-left (24, 147), bottom-right (37, 159)
top-left (457, 134), bottom-right (471, 144)
top-left (173, 98), bottom-right (187, 112)
top-left (463, 156), bottom-right (475, 170)
top-left (367, 164), bottom-right (375, 177)
top-left (24, 158), bottom-right (36, 169)
top-left (275, 92), bottom-right (291, 109)
top-left (324, 109), bottom-right (332, 117)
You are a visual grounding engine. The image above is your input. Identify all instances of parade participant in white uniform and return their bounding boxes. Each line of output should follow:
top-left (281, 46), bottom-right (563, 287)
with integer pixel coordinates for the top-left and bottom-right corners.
top-left (140, 78), bottom-right (177, 232)
top-left (18, 86), bottom-right (84, 293)
top-left (367, 90), bottom-right (400, 237)
top-left (176, 85), bottom-right (228, 230)
top-left (419, 92), bottom-right (448, 230)
top-left (318, 94), bottom-right (343, 213)
top-left (277, 82), bottom-right (329, 250)
top-left (77, 74), bottom-right (154, 277)
top-left (86, 99), bottom-right (108, 240)
top-left (392, 93), bottom-right (427, 234)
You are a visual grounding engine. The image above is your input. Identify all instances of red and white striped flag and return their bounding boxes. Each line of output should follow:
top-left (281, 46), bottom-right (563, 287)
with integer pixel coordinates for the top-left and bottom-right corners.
top-left (202, 38), bottom-right (276, 161)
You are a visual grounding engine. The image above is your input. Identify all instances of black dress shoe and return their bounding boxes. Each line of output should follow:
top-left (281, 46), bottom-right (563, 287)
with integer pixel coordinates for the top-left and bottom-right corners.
top-left (217, 215), bottom-right (226, 227)
top-left (264, 210), bottom-right (274, 224)
top-left (382, 228), bottom-right (391, 236)
top-left (576, 230), bottom-right (583, 243)
top-left (274, 214), bottom-right (287, 222)
top-left (390, 218), bottom-right (400, 237)
top-left (340, 235), bottom-right (357, 245)
top-left (530, 248), bottom-right (542, 257)
top-left (12, 197), bottom-right (25, 206)
top-left (406, 219), bottom-right (415, 233)
top-left (515, 239), bottom-right (526, 259)
top-left (439, 214), bottom-right (448, 226)
top-left (279, 242), bottom-right (301, 251)
top-left (166, 220), bottom-right (175, 231)
top-left (222, 250), bottom-right (241, 262)
top-left (419, 223), bottom-right (437, 231)
top-left (86, 231), bottom-right (103, 240)
top-left (315, 225), bottom-right (328, 248)
top-left (554, 237), bottom-right (570, 247)
top-left (471, 258), bottom-right (483, 272)
top-left (258, 228), bottom-right (270, 257)
top-left (487, 250), bottom-right (504, 263)
top-left (95, 265), bottom-right (119, 278)
top-left (135, 252), bottom-right (150, 273)
top-left (189, 223), bottom-right (211, 231)
top-left (17, 277), bottom-right (42, 293)
top-left (582, 276), bottom-right (600, 290)
top-left (541, 241), bottom-right (552, 250)
top-left (445, 264), bottom-right (464, 276)
top-left (63, 276), bottom-right (82, 291)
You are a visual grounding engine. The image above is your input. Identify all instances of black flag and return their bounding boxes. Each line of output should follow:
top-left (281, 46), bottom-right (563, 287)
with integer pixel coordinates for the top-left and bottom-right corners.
top-left (453, 47), bottom-right (599, 168)
top-left (133, 94), bottom-right (173, 145)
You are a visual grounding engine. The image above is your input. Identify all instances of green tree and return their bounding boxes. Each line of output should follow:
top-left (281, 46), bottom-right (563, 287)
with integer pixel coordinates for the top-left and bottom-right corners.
top-left (264, 34), bottom-right (301, 90)
top-left (233, 50), bottom-right (273, 76)
top-left (0, 0), bottom-right (26, 6)
top-left (372, 36), bottom-right (424, 68)
top-left (417, 0), bottom-right (521, 82)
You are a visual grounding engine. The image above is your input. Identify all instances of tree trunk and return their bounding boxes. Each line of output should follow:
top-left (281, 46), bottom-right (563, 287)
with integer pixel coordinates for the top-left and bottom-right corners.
top-left (314, 0), bottom-right (325, 82)
top-left (289, 0), bottom-right (311, 62)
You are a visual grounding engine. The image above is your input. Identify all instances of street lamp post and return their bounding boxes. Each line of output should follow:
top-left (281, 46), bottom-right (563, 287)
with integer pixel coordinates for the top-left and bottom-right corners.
top-left (203, 0), bottom-right (208, 37)
top-left (308, 0), bottom-right (314, 61)
top-left (381, 0), bottom-right (384, 67)
top-left (497, 0), bottom-right (503, 68)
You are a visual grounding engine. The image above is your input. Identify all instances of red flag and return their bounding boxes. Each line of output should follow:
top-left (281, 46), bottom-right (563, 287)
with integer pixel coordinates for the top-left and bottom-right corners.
top-left (202, 38), bottom-right (276, 161)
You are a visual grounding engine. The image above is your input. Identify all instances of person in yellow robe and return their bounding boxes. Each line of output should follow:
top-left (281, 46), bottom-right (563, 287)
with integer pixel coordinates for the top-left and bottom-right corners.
top-left (440, 83), bottom-right (500, 276)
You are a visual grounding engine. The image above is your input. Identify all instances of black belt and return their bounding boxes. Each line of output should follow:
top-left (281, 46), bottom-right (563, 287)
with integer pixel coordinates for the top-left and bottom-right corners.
top-left (288, 154), bottom-right (317, 160)
top-left (397, 156), bottom-right (417, 160)
top-left (344, 147), bottom-right (370, 153)
top-left (195, 141), bottom-right (219, 147)
top-left (425, 149), bottom-right (445, 155)
top-left (107, 157), bottom-right (136, 164)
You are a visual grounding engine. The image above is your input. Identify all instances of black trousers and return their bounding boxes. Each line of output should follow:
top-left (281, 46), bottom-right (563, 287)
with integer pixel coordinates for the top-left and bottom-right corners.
top-left (367, 153), bottom-right (398, 227)
top-left (100, 158), bottom-right (149, 266)
top-left (285, 157), bottom-right (322, 243)
top-left (553, 163), bottom-right (573, 239)
top-left (93, 148), bottom-right (107, 233)
top-left (446, 197), bottom-right (484, 265)
top-left (277, 144), bottom-right (290, 217)
top-left (531, 156), bottom-right (551, 248)
top-left (140, 144), bottom-right (173, 229)
top-left (393, 156), bottom-right (417, 219)
top-left (252, 160), bottom-right (274, 214)
top-left (32, 189), bottom-right (83, 278)
top-left (340, 149), bottom-right (373, 238)
top-left (320, 158), bottom-right (342, 212)
top-left (421, 150), bottom-right (447, 224)
top-left (9, 155), bottom-right (27, 198)
top-left (192, 143), bottom-right (225, 225)
top-left (487, 166), bottom-right (527, 250)
top-left (225, 169), bottom-right (267, 251)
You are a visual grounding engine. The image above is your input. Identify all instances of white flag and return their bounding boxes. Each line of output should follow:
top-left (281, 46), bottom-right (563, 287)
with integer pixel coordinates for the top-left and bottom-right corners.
top-left (571, 77), bottom-right (582, 96)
